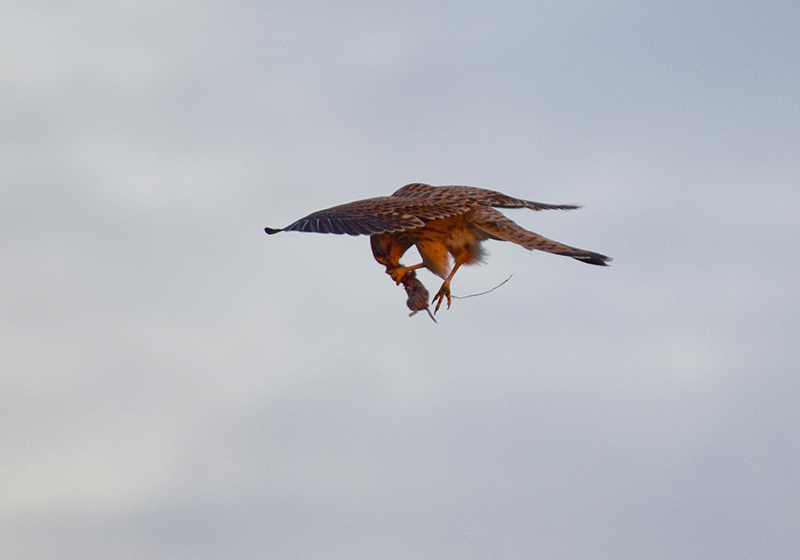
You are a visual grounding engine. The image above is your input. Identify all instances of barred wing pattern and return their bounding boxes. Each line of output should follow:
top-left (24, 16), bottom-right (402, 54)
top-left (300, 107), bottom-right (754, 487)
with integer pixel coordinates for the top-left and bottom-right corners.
top-left (266, 196), bottom-right (479, 236)
top-left (391, 183), bottom-right (582, 212)
top-left (471, 207), bottom-right (610, 266)
top-left (264, 183), bottom-right (579, 236)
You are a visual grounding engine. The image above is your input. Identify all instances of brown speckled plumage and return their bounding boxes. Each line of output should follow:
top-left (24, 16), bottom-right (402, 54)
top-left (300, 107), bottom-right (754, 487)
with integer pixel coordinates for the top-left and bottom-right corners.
top-left (265, 183), bottom-right (611, 313)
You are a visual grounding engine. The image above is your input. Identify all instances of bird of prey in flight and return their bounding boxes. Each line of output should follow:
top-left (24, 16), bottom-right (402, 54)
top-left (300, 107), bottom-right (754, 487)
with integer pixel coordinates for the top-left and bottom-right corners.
top-left (265, 183), bottom-right (611, 315)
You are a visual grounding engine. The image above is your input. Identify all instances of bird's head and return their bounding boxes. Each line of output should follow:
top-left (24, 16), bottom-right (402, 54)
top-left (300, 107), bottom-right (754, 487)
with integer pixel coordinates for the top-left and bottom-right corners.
top-left (370, 233), bottom-right (396, 268)
top-left (370, 232), bottom-right (412, 270)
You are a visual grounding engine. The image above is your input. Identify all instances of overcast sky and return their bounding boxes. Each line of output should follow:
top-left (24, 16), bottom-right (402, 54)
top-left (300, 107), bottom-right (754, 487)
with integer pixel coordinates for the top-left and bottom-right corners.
top-left (2, 1), bottom-right (799, 558)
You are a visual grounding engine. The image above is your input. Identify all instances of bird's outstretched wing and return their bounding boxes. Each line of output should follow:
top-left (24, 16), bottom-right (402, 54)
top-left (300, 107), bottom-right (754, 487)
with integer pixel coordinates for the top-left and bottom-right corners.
top-left (265, 183), bottom-right (586, 236)
top-left (391, 183), bottom-right (582, 212)
top-left (264, 196), bottom-right (471, 236)
top-left (471, 207), bottom-right (611, 266)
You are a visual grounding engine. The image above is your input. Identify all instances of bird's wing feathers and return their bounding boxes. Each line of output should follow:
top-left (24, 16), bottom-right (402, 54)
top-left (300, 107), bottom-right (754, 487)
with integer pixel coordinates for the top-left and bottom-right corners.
top-left (265, 196), bottom-right (470, 236)
top-left (265, 184), bottom-right (588, 237)
top-left (471, 207), bottom-right (611, 266)
top-left (391, 183), bottom-right (581, 211)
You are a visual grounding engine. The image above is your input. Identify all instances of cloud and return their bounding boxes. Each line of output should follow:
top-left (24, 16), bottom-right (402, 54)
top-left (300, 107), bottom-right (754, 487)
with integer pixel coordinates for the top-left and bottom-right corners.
top-left (2, 0), bottom-right (799, 558)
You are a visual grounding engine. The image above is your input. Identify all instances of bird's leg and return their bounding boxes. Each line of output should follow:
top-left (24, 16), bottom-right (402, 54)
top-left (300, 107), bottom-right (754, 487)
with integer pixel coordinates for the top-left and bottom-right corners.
top-left (432, 262), bottom-right (464, 314)
top-left (387, 263), bottom-right (424, 285)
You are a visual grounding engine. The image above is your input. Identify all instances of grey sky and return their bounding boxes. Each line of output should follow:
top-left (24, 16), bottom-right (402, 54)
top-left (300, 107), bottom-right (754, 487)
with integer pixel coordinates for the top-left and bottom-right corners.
top-left (2, 1), bottom-right (799, 558)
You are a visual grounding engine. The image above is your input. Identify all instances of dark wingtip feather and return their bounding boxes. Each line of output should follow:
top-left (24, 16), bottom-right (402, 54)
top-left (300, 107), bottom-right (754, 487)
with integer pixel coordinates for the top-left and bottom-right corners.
top-left (535, 203), bottom-right (582, 211)
top-left (264, 227), bottom-right (283, 235)
top-left (576, 252), bottom-right (612, 266)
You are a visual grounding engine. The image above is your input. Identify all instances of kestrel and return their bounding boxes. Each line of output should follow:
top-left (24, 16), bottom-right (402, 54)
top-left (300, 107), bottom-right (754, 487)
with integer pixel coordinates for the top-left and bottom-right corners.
top-left (265, 183), bottom-right (611, 314)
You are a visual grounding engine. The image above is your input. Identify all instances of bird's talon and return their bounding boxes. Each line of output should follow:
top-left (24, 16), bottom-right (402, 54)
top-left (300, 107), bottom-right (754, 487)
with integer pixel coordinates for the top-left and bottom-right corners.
top-left (432, 284), bottom-right (451, 314)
